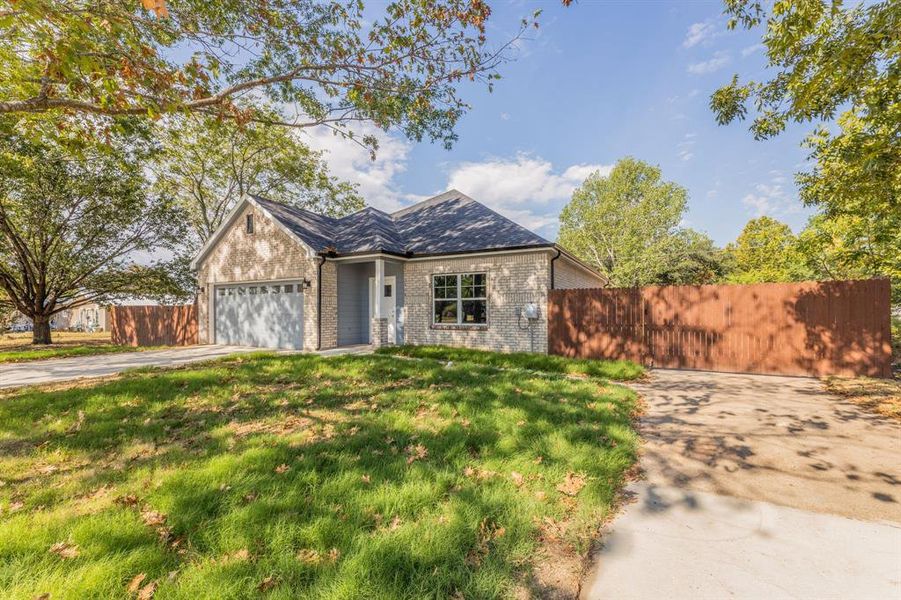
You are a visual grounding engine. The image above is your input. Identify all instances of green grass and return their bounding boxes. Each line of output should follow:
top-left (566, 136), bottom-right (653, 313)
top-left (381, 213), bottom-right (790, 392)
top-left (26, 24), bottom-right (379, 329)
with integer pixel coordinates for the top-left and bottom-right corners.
top-left (0, 352), bottom-right (640, 599)
top-left (0, 344), bottom-right (139, 363)
top-left (376, 345), bottom-right (645, 381)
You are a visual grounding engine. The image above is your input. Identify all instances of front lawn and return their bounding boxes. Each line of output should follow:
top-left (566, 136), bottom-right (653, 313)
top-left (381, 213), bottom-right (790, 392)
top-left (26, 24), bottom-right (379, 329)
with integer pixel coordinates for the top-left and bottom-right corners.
top-left (376, 345), bottom-right (646, 381)
top-left (0, 352), bottom-right (640, 599)
top-left (0, 332), bottom-right (139, 364)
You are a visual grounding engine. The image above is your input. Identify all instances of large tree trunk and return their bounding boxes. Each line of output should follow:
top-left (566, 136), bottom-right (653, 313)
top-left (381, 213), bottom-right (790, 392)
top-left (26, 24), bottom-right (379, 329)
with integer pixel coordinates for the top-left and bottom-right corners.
top-left (32, 314), bottom-right (52, 345)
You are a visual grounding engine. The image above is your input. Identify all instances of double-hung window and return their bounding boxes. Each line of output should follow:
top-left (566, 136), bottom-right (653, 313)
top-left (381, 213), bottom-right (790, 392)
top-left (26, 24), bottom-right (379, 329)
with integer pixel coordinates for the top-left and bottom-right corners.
top-left (433, 273), bottom-right (487, 325)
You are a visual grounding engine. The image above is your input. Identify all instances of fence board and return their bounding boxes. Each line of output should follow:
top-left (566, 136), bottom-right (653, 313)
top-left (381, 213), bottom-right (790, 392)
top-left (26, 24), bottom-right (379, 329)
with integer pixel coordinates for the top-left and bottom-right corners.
top-left (548, 279), bottom-right (893, 378)
top-left (110, 305), bottom-right (197, 347)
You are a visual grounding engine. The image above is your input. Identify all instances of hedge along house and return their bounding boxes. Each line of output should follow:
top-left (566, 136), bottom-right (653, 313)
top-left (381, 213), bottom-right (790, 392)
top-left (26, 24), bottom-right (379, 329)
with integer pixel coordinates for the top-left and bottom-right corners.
top-left (191, 190), bottom-right (605, 353)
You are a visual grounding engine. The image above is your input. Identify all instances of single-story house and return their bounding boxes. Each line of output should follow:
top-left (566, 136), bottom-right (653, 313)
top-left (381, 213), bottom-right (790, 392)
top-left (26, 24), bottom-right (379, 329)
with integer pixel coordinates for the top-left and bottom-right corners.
top-left (191, 190), bottom-right (605, 353)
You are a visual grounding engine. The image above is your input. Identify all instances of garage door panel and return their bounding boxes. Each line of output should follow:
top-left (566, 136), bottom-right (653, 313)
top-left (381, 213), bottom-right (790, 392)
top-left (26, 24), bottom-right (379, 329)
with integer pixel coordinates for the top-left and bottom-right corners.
top-left (214, 283), bottom-right (304, 350)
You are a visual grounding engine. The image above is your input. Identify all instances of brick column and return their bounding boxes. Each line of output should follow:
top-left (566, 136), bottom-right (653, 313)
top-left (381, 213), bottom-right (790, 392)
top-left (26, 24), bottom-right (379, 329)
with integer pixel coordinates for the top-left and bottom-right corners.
top-left (370, 317), bottom-right (391, 347)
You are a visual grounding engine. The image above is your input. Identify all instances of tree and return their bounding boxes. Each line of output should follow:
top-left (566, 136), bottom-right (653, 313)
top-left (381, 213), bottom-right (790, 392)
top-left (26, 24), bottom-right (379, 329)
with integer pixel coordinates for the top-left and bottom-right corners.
top-left (154, 113), bottom-right (363, 248)
top-left (0, 0), bottom-right (544, 154)
top-left (725, 216), bottom-right (810, 284)
top-left (558, 157), bottom-right (723, 286)
top-left (658, 229), bottom-right (729, 286)
top-left (0, 122), bottom-right (188, 344)
top-left (797, 211), bottom-right (901, 305)
top-left (710, 0), bottom-right (899, 219)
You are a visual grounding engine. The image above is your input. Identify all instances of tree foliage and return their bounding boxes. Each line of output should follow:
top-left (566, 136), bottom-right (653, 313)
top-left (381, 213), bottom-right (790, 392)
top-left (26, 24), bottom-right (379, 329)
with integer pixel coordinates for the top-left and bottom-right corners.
top-left (725, 216), bottom-right (810, 284)
top-left (710, 0), bottom-right (899, 219)
top-left (797, 211), bottom-right (901, 305)
top-left (558, 158), bottom-right (723, 287)
top-left (154, 113), bottom-right (363, 248)
top-left (0, 120), bottom-right (188, 344)
top-left (0, 0), bottom-right (542, 153)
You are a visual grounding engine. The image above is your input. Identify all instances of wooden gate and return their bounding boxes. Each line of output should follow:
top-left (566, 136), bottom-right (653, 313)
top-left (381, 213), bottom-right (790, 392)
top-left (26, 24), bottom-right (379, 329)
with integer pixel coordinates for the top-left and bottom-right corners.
top-left (548, 279), bottom-right (892, 378)
top-left (110, 305), bottom-right (198, 347)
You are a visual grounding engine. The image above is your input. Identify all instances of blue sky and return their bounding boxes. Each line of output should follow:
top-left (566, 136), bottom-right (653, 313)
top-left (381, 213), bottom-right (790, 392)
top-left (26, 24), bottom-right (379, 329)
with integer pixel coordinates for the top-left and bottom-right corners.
top-left (306, 1), bottom-right (817, 247)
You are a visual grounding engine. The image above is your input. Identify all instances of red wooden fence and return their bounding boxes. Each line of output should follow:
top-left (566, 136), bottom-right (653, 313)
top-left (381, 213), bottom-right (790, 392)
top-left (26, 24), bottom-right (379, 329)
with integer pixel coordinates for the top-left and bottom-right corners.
top-left (548, 279), bottom-right (893, 378)
top-left (110, 305), bottom-right (198, 347)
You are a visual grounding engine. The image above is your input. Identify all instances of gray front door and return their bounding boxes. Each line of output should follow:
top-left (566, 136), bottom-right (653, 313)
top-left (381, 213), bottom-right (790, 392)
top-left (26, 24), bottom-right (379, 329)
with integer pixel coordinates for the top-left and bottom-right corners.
top-left (214, 282), bottom-right (304, 350)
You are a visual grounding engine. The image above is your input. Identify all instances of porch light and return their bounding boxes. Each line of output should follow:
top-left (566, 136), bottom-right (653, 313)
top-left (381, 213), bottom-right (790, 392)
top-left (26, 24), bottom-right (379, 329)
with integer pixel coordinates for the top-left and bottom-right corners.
top-left (301, 279), bottom-right (312, 290)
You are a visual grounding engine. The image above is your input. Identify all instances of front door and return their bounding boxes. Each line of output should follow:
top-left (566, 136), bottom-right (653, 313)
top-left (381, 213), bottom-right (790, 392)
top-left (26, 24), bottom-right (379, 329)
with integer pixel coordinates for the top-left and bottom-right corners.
top-left (369, 275), bottom-right (396, 344)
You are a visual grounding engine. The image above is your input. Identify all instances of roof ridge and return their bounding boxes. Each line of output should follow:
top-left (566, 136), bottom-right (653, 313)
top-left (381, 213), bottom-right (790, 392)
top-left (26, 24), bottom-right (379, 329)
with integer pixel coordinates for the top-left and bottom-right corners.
top-left (390, 189), bottom-right (473, 218)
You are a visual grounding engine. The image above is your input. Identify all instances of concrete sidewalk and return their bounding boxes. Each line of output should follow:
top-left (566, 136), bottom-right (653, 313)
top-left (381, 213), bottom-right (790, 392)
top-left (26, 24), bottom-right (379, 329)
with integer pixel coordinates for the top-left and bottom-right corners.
top-left (0, 344), bottom-right (375, 390)
top-left (583, 369), bottom-right (901, 599)
top-left (0, 345), bottom-right (259, 389)
top-left (584, 483), bottom-right (901, 599)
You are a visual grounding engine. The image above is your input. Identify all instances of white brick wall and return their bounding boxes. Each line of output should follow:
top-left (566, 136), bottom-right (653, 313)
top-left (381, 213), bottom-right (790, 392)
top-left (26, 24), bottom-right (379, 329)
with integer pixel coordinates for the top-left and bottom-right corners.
top-left (553, 255), bottom-right (606, 289)
top-left (195, 203), bottom-right (320, 350)
top-left (402, 252), bottom-right (550, 353)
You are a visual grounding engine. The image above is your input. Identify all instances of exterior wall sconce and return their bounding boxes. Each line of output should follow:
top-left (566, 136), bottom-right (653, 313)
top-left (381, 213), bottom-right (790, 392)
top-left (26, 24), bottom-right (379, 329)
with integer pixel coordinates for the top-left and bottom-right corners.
top-left (301, 279), bottom-right (312, 290)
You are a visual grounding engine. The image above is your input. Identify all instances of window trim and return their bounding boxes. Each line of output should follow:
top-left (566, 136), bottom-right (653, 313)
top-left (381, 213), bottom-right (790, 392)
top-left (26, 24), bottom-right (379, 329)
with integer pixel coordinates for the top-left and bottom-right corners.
top-left (431, 272), bottom-right (488, 328)
top-left (245, 213), bottom-right (254, 234)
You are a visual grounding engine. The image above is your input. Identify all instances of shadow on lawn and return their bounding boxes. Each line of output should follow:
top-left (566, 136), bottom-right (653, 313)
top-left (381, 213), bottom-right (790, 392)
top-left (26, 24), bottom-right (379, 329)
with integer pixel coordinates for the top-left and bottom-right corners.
top-left (0, 353), bottom-right (637, 598)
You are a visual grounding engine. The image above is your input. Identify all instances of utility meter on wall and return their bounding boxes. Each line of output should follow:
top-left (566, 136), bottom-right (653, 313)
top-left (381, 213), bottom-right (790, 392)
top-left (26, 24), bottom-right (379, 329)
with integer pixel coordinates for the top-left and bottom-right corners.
top-left (522, 303), bottom-right (540, 320)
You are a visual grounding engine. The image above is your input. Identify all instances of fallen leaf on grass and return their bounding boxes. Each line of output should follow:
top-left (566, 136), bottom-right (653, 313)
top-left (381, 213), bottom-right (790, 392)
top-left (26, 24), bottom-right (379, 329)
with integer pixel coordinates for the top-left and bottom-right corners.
top-left (137, 581), bottom-right (157, 600)
top-left (510, 472), bottom-right (525, 487)
top-left (8, 500), bottom-right (24, 512)
top-left (274, 463), bottom-right (291, 474)
top-left (405, 444), bottom-right (428, 464)
top-left (361, 474), bottom-right (371, 484)
top-left (115, 494), bottom-right (139, 507)
top-left (556, 472), bottom-right (586, 496)
top-left (127, 573), bottom-right (146, 593)
top-left (49, 541), bottom-right (79, 559)
top-left (258, 575), bottom-right (278, 592)
top-left (140, 509), bottom-right (166, 527)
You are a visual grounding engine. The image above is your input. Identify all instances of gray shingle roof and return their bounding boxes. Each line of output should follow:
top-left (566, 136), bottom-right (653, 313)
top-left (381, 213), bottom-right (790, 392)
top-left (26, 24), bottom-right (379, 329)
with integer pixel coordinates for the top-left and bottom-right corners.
top-left (252, 190), bottom-right (551, 256)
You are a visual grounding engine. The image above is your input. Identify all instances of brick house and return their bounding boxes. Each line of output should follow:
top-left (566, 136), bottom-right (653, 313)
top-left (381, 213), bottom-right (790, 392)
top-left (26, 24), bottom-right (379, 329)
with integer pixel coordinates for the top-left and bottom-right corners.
top-left (191, 190), bottom-right (605, 353)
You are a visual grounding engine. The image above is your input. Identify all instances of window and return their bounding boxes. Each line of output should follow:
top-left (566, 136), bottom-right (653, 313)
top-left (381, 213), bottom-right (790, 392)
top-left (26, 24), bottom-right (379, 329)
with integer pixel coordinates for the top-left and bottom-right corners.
top-left (433, 273), bottom-right (487, 325)
top-left (246, 214), bottom-right (254, 234)
top-left (384, 284), bottom-right (392, 297)
top-left (283, 284), bottom-right (293, 293)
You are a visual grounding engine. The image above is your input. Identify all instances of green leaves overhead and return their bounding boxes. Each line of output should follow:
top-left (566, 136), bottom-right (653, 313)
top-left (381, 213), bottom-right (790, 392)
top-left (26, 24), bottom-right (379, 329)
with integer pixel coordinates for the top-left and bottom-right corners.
top-left (0, 0), bottom-right (541, 153)
top-left (711, 0), bottom-right (900, 219)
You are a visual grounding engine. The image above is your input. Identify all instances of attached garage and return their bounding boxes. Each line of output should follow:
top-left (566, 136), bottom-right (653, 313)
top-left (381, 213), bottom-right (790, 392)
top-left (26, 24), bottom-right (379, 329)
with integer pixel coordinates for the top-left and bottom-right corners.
top-left (214, 281), bottom-right (304, 350)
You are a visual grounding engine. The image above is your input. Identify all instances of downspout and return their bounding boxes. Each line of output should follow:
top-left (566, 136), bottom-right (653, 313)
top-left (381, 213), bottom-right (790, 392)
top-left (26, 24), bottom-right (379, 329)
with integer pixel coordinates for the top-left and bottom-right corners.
top-left (315, 254), bottom-right (326, 350)
top-left (550, 247), bottom-right (562, 289)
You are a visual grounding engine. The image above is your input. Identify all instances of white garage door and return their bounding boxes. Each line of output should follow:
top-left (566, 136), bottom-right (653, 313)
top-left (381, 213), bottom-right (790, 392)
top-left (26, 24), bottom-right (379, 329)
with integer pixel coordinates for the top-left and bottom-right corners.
top-left (214, 282), bottom-right (304, 350)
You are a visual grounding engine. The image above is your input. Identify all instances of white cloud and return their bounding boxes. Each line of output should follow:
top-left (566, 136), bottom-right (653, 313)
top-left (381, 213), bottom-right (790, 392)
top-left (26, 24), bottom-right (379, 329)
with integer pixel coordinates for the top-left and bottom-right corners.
top-left (741, 43), bottom-right (765, 57)
top-left (687, 51), bottom-right (731, 75)
top-left (302, 125), bottom-right (413, 213)
top-left (500, 112), bottom-right (510, 121)
top-left (683, 21), bottom-right (716, 48)
top-left (302, 126), bottom-right (607, 238)
top-left (445, 154), bottom-right (612, 236)
top-left (677, 132), bottom-right (697, 161)
top-left (741, 182), bottom-right (801, 217)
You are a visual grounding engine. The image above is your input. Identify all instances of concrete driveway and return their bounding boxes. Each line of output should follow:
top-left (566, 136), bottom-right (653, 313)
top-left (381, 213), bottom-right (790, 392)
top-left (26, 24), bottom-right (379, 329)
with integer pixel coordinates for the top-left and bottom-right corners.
top-left (0, 345), bottom-right (260, 389)
top-left (583, 369), bottom-right (901, 599)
